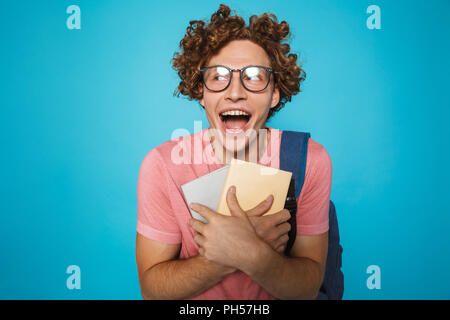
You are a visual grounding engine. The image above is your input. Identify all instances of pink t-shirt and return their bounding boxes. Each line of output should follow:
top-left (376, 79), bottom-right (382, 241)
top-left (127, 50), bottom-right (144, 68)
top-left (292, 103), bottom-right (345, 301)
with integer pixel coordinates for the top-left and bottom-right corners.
top-left (136, 127), bottom-right (332, 299)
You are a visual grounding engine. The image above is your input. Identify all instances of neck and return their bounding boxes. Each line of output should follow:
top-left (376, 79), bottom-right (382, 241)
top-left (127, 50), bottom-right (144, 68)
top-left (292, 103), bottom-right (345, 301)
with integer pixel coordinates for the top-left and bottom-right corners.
top-left (209, 127), bottom-right (271, 165)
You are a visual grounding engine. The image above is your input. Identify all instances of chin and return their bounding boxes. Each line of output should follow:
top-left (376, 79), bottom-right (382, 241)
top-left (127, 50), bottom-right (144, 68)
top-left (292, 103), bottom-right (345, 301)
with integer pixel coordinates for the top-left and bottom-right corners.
top-left (209, 124), bottom-right (261, 161)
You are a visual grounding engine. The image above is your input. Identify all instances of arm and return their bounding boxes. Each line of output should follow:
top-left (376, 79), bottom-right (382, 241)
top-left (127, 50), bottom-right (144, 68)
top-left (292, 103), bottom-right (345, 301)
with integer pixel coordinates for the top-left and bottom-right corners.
top-left (136, 196), bottom-right (291, 300)
top-left (245, 140), bottom-right (332, 299)
top-left (136, 233), bottom-right (234, 300)
top-left (136, 198), bottom-right (291, 299)
top-left (136, 150), bottom-right (234, 299)
top-left (243, 232), bottom-right (328, 300)
top-left (190, 186), bottom-right (328, 300)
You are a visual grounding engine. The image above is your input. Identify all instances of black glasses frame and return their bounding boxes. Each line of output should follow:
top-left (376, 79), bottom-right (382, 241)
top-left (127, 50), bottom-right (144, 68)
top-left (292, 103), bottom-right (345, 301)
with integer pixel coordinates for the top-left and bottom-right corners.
top-left (199, 65), bottom-right (274, 93)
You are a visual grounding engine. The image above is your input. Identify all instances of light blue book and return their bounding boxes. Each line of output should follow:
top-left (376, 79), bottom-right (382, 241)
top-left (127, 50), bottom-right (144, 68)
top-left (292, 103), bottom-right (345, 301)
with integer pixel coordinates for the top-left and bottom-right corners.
top-left (181, 166), bottom-right (230, 223)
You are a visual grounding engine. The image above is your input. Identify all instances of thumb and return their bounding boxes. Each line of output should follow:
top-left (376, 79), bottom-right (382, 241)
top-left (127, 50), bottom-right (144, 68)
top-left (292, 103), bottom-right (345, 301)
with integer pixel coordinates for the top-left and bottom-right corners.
top-left (246, 194), bottom-right (274, 217)
top-left (226, 186), bottom-right (249, 221)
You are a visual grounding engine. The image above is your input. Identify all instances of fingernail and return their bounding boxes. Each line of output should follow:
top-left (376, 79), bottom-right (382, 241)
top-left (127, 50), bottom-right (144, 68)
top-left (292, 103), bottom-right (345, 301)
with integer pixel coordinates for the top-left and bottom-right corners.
top-left (266, 195), bottom-right (274, 203)
top-left (229, 186), bottom-right (236, 194)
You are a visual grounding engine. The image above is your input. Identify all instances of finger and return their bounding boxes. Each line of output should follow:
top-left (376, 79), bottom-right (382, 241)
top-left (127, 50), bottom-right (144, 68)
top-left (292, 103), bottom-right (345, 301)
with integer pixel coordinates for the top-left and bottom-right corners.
top-left (190, 202), bottom-right (216, 222)
top-left (276, 244), bottom-right (287, 254)
top-left (266, 222), bottom-right (292, 242)
top-left (193, 231), bottom-right (206, 247)
top-left (274, 234), bottom-right (290, 251)
top-left (189, 218), bottom-right (206, 234)
top-left (246, 194), bottom-right (274, 217)
top-left (225, 186), bottom-right (247, 219)
top-left (275, 245), bottom-right (286, 253)
top-left (266, 209), bottom-right (291, 226)
top-left (277, 222), bottom-right (292, 235)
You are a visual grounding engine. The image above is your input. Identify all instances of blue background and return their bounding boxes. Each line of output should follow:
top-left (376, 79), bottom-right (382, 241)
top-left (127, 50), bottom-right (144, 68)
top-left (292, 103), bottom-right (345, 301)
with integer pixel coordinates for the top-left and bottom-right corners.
top-left (1, 0), bottom-right (449, 299)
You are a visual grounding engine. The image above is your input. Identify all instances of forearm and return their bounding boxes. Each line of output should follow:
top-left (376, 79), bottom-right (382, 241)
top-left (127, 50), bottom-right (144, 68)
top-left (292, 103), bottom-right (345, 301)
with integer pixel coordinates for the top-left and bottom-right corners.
top-left (244, 242), bottom-right (323, 300)
top-left (140, 254), bottom-right (234, 300)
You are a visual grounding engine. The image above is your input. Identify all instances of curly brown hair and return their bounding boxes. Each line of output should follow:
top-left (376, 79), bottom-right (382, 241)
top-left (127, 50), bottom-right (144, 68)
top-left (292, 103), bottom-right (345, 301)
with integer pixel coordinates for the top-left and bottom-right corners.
top-left (171, 4), bottom-right (306, 120)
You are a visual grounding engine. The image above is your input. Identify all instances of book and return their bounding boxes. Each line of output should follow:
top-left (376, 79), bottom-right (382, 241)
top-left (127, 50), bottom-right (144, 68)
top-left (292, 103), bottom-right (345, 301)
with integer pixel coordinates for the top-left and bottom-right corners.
top-left (181, 165), bottom-right (229, 223)
top-left (216, 158), bottom-right (292, 216)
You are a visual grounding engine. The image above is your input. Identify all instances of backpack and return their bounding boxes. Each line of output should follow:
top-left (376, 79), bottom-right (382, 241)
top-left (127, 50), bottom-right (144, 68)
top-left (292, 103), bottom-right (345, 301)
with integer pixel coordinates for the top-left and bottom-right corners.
top-left (280, 130), bottom-right (344, 300)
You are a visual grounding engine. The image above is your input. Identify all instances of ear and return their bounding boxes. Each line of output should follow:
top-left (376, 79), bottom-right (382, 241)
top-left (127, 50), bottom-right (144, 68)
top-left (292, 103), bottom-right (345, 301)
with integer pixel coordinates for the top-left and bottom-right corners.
top-left (198, 83), bottom-right (205, 108)
top-left (270, 85), bottom-right (280, 109)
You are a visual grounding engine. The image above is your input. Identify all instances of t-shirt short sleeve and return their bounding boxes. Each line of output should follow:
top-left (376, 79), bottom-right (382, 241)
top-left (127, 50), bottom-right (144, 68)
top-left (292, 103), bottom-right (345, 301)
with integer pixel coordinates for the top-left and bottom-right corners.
top-left (296, 139), bottom-right (332, 236)
top-left (136, 148), bottom-right (181, 244)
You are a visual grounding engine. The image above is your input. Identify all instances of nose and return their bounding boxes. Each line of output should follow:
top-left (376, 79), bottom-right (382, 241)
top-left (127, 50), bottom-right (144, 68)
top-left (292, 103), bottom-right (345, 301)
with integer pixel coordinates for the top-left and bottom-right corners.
top-left (225, 70), bottom-right (247, 102)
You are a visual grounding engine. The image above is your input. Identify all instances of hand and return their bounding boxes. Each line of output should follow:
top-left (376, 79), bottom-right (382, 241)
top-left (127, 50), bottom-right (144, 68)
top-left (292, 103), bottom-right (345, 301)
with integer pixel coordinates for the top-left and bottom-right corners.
top-left (194, 250), bottom-right (237, 276)
top-left (189, 186), bottom-right (264, 272)
top-left (246, 198), bottom-right (292, 254)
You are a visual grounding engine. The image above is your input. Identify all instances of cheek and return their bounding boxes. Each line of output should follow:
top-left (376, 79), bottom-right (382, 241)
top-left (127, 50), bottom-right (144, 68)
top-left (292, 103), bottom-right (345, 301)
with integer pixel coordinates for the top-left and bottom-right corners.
top-left (201, 92), bottom-right (211, 106)
top-left (252, 95), bottom-right (273, 116)
top-left (203, 101), bottom-right (219, 123)
top-left (202, 94), bottom-right (221, 113)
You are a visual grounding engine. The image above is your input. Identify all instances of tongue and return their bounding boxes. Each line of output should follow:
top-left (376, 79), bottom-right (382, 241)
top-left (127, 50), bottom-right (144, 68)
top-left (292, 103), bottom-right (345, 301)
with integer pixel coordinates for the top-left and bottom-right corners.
top-left (224, 116), bottom-right (248, 130)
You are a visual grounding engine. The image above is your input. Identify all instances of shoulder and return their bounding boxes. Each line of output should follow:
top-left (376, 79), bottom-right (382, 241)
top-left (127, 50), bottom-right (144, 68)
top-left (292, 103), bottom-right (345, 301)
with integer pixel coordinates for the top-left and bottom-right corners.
top-left (307, 138), bottom-right (331, 164)
top-left (140, 141), bottom-right (172, 170)
top-left (138, 141), bottom-right (180, 185)
top-left (305, 138), bottom-right (332, 181)
top-left (140, 132), bottom-right (194, 168)
top-left (139, 129), bottom-right (206, 183)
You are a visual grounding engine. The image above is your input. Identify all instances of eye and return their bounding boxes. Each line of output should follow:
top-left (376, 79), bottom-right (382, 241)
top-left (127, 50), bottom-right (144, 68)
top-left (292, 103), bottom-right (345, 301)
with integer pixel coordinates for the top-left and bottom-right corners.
top-left (243, 67), bottom-right (262, 81)
top-left (213, 66), bottom-right (230, 80)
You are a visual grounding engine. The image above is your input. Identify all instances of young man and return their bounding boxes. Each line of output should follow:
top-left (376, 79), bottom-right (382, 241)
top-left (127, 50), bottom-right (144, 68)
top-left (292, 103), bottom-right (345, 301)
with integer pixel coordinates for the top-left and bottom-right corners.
top-left (135, 5), bottom-right (332, 300)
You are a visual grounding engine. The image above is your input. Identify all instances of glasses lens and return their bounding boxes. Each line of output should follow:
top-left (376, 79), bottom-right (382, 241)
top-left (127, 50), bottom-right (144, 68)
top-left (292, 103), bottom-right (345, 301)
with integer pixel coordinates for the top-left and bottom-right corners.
top-left (203, 66), bottom-right (230, 91)
top-left (242, 66), bottom-right (270, 91)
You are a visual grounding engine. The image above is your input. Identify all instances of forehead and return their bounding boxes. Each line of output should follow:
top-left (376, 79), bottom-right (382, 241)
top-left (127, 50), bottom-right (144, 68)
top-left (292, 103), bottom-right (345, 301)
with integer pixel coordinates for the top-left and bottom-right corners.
top-left (207, 40), bottom-right (271, 68)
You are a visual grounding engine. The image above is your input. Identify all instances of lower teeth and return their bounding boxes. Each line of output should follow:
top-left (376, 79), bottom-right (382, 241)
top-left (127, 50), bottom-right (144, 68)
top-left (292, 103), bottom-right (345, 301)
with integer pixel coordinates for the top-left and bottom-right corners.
top-left (226, 128), bottom-right (243, 133)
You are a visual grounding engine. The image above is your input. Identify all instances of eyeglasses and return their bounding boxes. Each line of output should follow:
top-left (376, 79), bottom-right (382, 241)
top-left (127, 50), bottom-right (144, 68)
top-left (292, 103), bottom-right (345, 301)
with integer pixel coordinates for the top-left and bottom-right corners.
top-left (200, 65), bottom-right (274, 93)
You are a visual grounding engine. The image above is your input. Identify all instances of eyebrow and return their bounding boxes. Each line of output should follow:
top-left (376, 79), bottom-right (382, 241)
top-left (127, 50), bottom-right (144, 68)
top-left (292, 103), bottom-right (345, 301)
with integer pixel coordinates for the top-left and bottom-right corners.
top-left (204, 64), bottom-right (272, 69)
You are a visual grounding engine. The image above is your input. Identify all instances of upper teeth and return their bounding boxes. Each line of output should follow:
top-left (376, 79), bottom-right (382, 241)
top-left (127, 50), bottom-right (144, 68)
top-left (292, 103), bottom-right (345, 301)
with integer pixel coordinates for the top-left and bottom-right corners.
top-left (221, 110), bottom-right (249, 116)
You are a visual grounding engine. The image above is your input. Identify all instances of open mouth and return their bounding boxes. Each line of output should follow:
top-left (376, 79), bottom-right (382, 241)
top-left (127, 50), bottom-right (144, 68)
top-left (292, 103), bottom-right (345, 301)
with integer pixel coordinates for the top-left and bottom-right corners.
top-left (219, 110), bottom-right (252, 134)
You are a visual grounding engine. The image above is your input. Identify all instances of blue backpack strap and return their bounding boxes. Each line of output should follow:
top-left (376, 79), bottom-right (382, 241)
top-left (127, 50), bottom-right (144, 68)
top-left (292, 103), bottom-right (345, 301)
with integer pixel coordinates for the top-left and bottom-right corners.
top-left (280, 130), bottom-right (344, 300)
top-left (280, 131), bottom-right (310, 256)
top-left (317, 200), bottom-right (344, 300)
top-left (280, 131), bottom-right (310, 198)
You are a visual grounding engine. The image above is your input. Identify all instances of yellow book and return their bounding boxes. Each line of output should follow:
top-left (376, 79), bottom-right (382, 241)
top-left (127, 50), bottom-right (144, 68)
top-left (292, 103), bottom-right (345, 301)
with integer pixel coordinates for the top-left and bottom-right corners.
top-left (216, 158), bottom-right (292, 216)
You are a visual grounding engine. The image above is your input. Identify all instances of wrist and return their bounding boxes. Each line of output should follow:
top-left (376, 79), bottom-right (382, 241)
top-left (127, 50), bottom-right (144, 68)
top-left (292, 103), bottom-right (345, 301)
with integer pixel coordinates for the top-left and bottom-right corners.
top-left (197, 254), bottom-right (236, 277)
top-left (242, 239), bottom-right (275, 277)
